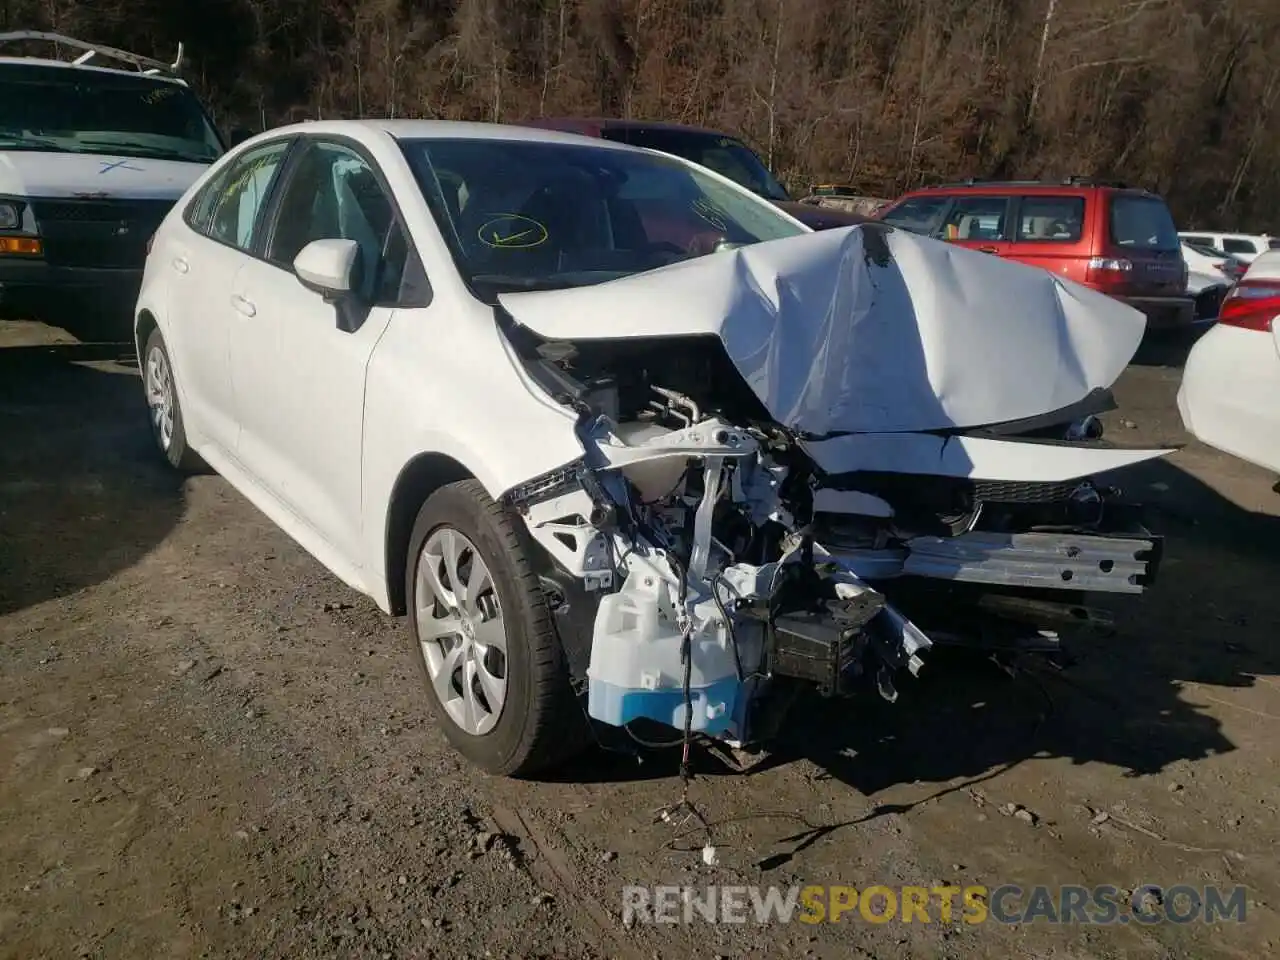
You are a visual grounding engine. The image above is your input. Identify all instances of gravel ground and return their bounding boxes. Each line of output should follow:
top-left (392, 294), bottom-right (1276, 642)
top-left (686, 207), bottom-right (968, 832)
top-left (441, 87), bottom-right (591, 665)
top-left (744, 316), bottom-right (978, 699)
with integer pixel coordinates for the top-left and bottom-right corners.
top-left (2, 319), bottom-right (1278, 959)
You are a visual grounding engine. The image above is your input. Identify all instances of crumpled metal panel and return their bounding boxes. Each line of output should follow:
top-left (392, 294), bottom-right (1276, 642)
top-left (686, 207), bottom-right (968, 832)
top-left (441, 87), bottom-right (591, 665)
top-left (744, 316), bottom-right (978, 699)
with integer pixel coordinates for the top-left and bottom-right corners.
top-left (499, 223), bottom-right (1148, 439)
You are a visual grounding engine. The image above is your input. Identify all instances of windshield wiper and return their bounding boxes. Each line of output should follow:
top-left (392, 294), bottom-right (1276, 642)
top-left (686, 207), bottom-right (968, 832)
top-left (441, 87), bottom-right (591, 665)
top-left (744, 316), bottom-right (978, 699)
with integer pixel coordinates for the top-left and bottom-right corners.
top-left (470, 274), bottom-right (590, 292)
top-left (0, 133), bottom-right (73, 150)
top-left (76, 140), bottom-right (214, 163)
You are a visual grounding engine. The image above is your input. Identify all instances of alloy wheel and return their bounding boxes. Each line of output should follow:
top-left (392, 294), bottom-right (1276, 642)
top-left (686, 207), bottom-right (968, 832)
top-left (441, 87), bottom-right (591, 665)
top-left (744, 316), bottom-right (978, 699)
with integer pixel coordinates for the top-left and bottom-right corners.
top-left (144, 345), bottom-right (175, 451)
top-left (414, 527), bottom-right (509, 736)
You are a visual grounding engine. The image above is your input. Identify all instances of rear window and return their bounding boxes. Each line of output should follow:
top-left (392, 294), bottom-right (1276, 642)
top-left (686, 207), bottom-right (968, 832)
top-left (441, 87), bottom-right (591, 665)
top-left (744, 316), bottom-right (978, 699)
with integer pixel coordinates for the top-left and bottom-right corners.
top-left (1015, 196), bottom-right (1085, 242)
top-left (1222, 237), bottom-right (1259, 255)
top-left (1109, 195), bottom-right (1179, 251)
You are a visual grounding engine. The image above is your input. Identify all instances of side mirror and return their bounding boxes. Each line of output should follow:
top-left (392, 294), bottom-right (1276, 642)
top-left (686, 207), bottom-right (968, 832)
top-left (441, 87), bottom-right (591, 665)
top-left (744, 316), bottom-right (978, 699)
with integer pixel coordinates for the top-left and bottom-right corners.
top-left (229, 127), bottom-right (254, 146)
top-left (294, 239), bottom-right (366, 333)
top-left (294, 238), bottom-right (359, 300)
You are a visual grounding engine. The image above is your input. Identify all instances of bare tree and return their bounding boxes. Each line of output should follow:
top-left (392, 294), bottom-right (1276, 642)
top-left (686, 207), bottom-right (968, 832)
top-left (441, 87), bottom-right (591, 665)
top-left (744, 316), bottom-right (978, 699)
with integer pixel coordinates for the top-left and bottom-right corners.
top-left (9, 0), bottom-right (1280, 228)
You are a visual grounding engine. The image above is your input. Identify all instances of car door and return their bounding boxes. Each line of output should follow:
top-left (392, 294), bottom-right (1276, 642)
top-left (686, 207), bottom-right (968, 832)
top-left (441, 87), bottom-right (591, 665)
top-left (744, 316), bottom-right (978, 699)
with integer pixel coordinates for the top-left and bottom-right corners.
top-left (934, 195), bottom-right (1014, 257)
top-left (227, 137), bottom-right (417, 564)
top-left (1007, 194), bottom-right (1089, 283)
top-left (164, 138), bottom-right (293, 453)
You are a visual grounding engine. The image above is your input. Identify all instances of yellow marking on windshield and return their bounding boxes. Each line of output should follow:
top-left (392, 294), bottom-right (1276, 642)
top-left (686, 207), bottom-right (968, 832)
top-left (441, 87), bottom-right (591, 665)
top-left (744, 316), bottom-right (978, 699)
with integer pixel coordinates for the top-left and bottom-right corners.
top-left (477, 214), bottom-right (548, 249)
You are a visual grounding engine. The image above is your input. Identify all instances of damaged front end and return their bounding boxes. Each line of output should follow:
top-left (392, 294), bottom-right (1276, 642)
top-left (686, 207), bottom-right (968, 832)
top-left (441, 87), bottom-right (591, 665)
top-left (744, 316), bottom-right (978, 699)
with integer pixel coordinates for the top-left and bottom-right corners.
top-left (502, 357), bottom-right (925, 746)
top-left (495, 226), bottom-right (1171, 749)
top-left (499, 330), bottom-right (1162, 751)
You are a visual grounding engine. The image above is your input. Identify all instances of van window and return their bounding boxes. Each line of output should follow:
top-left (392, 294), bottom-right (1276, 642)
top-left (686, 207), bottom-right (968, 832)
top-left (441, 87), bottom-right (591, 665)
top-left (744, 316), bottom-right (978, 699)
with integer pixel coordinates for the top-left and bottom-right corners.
top-left (880, 196), bottom-right (949, 235)
top-left (1180, 235), bottom-right (1214, 247)
top-left (0, 62), bottom-right (223, 162)
top-left (1270, 239), bottom-right (1280, 250)
top-left (1015, 196), bottom-right (1085, 242)
top-left (1109, 195), bottom-right (1179, 251)
top-left (939, 197), bottom-right (1010, 241)
top-left (1222, 237), bottom-right (1259, 256)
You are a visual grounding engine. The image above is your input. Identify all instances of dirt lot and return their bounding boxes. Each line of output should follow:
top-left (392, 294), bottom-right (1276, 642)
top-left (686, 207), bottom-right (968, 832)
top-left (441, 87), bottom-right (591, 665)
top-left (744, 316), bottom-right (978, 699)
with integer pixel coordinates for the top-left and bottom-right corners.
top-left (2, 319), bottom-right (1279, 960)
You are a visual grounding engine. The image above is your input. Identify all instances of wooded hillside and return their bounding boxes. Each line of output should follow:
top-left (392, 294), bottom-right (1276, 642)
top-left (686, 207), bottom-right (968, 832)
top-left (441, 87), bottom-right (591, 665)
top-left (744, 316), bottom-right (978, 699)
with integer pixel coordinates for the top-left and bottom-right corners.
top-left (4, 0), bottom-right (1278, 229)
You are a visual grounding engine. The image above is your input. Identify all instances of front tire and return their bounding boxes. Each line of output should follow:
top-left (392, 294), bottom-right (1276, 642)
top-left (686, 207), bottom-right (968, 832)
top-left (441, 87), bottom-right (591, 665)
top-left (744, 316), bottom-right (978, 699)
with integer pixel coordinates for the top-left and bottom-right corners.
top-left (142, 328), bottom-right (205, 473)
top-left (406, 479), bottom-right (585, 777)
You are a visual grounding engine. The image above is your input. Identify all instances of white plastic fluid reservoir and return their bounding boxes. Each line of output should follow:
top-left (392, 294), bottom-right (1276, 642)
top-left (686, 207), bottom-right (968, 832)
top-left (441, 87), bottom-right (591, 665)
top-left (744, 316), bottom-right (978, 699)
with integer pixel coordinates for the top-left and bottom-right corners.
top-left (586, 580), bottom-right (741, 734)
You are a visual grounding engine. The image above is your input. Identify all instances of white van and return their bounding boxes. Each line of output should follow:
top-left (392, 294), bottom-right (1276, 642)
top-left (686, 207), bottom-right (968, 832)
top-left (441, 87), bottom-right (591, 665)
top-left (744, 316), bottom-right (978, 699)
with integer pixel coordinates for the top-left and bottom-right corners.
top-left (1177, 231), bottom-right (1280, 264)
top-left (0, 32), bottom-right (233, 334)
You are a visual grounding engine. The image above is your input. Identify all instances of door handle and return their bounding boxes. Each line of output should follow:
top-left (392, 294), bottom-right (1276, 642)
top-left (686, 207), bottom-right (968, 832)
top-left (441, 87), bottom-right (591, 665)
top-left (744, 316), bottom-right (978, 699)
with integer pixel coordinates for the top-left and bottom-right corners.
top-left (230, 294), bottom-right (257, 318)
top-left (171, 256), bottom-right (189, 274)
top-left (977, 245), bottom-right (999, 254)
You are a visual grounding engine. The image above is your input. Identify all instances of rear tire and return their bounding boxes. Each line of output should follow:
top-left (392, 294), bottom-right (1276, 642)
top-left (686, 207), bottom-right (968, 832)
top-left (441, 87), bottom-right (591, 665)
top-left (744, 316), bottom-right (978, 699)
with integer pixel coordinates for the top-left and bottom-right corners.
top-left (142, 328), bottom-right (205, 473)
top-left (406, 479), bottom-right (586, 777)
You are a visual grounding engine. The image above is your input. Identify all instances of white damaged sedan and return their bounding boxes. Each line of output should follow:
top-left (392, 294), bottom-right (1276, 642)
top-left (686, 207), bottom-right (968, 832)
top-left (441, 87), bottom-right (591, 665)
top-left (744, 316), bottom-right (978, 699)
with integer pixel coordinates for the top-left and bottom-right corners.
top-left (135, 120), bottom-right (1173, 776)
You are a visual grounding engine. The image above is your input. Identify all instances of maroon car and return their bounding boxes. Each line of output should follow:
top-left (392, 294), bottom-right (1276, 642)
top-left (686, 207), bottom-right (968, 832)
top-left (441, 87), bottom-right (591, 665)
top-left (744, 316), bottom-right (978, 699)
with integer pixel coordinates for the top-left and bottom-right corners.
top-left (515, 118), bottom-right (867, 231)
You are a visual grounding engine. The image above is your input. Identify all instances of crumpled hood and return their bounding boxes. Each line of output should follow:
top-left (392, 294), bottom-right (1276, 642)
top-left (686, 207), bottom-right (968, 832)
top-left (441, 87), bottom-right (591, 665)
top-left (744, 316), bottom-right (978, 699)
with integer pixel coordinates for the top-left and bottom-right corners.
top-left (0, 150), bottom-right (209, 200)
top-left (499, 224), bottom-right (1147, 436)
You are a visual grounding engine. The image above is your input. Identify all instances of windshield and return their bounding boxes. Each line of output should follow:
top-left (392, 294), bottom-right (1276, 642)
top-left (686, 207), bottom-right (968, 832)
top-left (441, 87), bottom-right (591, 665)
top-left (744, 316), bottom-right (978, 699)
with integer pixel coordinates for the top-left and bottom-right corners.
top-left (1109, 195), bottom-right (1179, 252)
top-left (605, 128), bottom-right (791, 202)
top-left (0, 64), bottom-right (224, 163)
top-left (399, 137), bottom-right (806, 298)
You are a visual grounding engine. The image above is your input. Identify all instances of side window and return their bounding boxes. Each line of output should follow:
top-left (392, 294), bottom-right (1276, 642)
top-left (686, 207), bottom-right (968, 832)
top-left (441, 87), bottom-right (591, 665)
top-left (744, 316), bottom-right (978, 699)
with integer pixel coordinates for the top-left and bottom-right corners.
top-left (1180, 235), bottom-right (1213, 247)
top-left (265, 140), bottom-right (411, 304)
top-left (939, 196), bottom-right (1011, 241)
top-left (185, 174), bottom-right (223, 234)
top-left (1222, 238), bottom-right (1257, 256)
top-left (880, 196), bottom-right (949, 235)
top-left (1269, 239), bottom-right (1280, 250)
top-left (1015, 196), bottom-right (1085, 242)
top-left (194, 141), bottom-right (292, 251)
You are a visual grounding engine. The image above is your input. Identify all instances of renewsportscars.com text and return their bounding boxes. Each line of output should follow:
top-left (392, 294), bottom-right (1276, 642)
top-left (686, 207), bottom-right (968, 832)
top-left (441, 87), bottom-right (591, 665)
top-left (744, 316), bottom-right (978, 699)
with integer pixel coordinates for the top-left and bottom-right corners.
top-left (622, 884), bottom-right (1248, 926)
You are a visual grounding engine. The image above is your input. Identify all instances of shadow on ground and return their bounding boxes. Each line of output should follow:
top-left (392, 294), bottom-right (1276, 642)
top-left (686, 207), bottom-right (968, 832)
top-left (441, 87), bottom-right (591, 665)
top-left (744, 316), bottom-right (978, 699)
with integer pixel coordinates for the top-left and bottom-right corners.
top-left (1, 295), bottom-right (137, 345)
top-left (0, 341), bottom-right (186, 615)
top-left (551, 456), bottom-right (1279, 805)
top-left (1130, 325), bottom-right (1211, 368)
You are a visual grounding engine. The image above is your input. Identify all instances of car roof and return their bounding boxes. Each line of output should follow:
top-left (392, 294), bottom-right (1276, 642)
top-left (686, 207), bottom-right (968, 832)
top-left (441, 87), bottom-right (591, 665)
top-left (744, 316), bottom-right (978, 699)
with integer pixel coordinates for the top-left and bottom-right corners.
top-left (1179, 230), bottom-right (1272, 240)
top-left (258, 118), bottom-right (647, 150)
top-left (899, 180), bottom-right (1158, 198)
top-left (0, 55), bottom-right (187, 85)
top-left (520, 117), bottom-right (738, 139)
top-left (1244, 249), bottom-right (1280, 280)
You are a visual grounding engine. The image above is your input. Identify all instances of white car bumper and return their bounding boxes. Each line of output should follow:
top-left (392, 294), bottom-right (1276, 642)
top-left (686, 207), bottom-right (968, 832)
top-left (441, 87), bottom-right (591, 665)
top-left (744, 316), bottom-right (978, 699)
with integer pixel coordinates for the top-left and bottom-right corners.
top-left (1178, 323), bottom-right (1280, 474)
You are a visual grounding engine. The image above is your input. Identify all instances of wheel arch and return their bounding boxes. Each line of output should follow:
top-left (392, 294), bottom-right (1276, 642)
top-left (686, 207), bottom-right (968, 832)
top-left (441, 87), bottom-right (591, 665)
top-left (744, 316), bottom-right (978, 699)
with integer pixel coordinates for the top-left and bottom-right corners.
top-left (384, 451), bottom-right (476, 615)
top-left (134, 308), bottom-right (159, 362)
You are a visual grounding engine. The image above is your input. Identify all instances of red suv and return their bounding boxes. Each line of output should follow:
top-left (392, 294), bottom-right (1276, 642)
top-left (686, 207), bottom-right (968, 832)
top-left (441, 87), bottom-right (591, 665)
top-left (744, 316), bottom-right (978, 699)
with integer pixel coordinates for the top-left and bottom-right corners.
top-left (515, 118), bottom-right (868, 231)
top-left (875, 179), bottom-right (1194, 330)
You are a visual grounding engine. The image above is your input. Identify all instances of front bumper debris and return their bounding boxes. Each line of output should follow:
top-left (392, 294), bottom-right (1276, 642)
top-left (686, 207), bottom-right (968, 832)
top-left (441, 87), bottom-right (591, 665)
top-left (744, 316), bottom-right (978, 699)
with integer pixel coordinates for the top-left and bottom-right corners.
top-left (901, 530), bottom-right (1161, 593)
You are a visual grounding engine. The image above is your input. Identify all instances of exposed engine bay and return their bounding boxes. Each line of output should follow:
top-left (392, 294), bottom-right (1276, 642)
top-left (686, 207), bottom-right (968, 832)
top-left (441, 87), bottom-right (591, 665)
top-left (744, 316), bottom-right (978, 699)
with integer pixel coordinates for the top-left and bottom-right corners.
top-left (499, 326), bottom-right (1164, 749)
